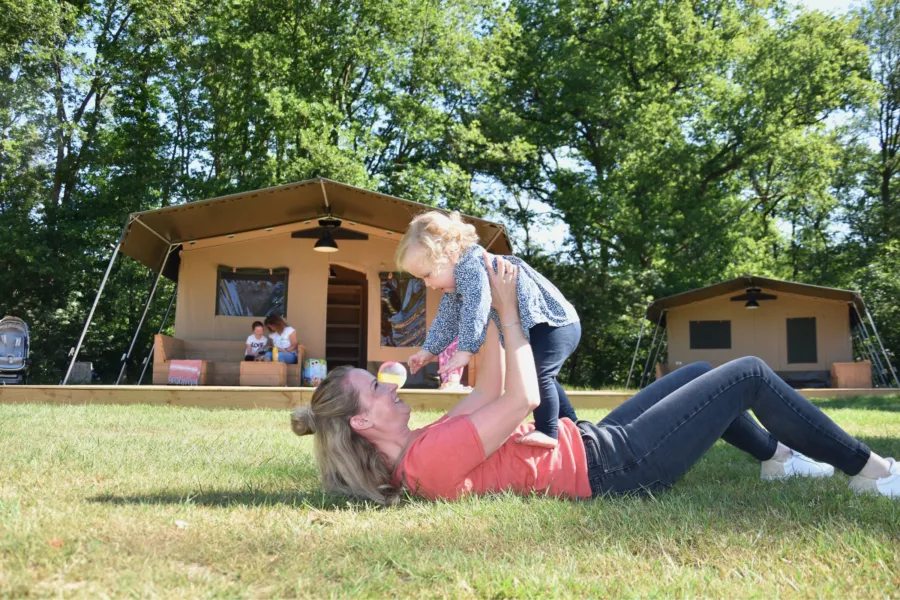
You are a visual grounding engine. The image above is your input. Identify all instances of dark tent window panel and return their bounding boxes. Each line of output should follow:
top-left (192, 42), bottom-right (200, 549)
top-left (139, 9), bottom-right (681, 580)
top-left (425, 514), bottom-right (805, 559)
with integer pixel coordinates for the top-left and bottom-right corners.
top-left (380, 272), bottom-right (425, 347)
top-left (689, 320), bottom-right (732, 350)
top-left (787, 317), bottom-right (818, 364)
top-left (216, 266), bottom-right (288, 317)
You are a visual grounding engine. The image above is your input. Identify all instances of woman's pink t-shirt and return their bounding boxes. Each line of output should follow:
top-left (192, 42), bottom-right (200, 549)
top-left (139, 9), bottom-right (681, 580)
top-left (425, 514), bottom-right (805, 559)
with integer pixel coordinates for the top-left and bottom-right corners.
top-left (394, 415), bottom-right (592, 500)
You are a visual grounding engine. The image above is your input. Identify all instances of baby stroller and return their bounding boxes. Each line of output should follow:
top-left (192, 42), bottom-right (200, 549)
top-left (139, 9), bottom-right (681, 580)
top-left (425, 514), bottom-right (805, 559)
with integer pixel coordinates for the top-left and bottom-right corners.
top-left (0, 316), bottom-right (30, 384)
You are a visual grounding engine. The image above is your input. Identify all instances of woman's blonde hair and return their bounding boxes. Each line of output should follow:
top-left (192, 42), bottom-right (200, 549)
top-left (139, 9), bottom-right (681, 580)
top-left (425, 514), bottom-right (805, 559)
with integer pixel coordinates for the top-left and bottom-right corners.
top-left (396, 211), bottom-right (479, 273)
top-left (291, 366), bottom-right (401, 504)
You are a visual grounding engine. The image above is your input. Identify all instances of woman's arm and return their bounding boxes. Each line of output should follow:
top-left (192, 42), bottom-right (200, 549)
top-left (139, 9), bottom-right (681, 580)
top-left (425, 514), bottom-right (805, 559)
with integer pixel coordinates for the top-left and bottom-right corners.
top-left (286, 330), bottom-right (298, 352)
top-left (445, 319), bottom-right (505, 418)
top-left (454, 256), bottom-right (494, 355)
top-left (467, 254), bottom-right (540, 456)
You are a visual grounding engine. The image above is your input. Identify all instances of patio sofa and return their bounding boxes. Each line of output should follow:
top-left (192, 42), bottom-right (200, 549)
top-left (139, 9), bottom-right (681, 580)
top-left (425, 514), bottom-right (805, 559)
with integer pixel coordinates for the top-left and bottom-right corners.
top-left (152, 334), bottom-right (306, 386)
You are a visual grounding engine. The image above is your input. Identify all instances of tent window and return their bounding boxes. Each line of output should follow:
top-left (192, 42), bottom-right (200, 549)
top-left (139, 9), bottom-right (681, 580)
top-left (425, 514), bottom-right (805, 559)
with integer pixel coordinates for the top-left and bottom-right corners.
top-left (787, 317), bottom-right (817, 364)
top-left (380, 272), bottom-right (425, 347)
top-left (689, 320), bottom-right (731, 349)
top-left (216, 266), bottom-right (288, 317)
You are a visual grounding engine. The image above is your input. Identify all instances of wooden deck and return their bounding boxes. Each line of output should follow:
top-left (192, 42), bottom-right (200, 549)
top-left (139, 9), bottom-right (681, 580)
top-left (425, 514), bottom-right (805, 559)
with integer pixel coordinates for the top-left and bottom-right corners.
top-left (0, 385), bottom-right (896, 412)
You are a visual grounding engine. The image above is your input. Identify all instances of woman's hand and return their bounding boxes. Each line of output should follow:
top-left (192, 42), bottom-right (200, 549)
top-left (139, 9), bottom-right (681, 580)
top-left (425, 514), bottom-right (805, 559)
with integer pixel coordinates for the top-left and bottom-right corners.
top-left (483, 252), bottom-right (519, 323)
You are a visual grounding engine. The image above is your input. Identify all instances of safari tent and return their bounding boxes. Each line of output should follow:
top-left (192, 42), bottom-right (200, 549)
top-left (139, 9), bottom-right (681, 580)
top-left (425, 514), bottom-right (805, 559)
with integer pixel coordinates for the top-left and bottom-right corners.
top-left (628, 276), bottom-right (899, 390)
top-left (63, 179), bottom-right (511, 388)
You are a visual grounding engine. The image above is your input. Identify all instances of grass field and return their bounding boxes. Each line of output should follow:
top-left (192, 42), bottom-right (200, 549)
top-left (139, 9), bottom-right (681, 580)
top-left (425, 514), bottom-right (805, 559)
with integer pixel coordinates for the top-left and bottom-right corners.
top-left (2, 396), bottom-right (900, 598)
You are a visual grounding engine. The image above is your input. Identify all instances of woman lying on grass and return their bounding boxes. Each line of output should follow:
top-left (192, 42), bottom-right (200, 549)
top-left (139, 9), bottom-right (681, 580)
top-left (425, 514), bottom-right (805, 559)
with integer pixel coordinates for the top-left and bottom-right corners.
top-left (291, 253), bottom-right (900, 504)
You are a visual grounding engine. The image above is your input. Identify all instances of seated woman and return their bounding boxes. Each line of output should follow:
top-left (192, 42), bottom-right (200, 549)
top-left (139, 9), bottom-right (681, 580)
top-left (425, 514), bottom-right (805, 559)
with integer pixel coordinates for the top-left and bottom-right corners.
top-left (264, 315), bottom-right (299, 364)
top-left (291, 253), bottom-right (900, 504)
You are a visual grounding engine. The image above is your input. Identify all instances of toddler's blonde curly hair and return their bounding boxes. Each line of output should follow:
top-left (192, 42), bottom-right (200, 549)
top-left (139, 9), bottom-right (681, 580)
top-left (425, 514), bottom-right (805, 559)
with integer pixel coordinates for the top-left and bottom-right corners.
top-left (396, 211), bottom-right (480, 273)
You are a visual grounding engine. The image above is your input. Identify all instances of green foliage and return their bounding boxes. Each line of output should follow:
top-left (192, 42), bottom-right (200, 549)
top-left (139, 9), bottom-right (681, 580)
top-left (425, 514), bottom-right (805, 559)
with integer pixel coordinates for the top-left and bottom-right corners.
top-left (854, 242), bottom-right (900, 376)
top-left (0, 0), bottom-right (505, 382)
top-left (472, 0), bottom-right (893, 386)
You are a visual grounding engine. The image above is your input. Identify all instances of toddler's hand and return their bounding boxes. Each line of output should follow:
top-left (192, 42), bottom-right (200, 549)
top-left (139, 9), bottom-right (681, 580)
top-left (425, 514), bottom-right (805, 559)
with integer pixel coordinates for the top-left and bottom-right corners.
top-left (408, 350), bottom-right (435, 374)
top-left (438, 350), bottom-right (473, 375)
top-left (516, 430), bottom-right (558, 449)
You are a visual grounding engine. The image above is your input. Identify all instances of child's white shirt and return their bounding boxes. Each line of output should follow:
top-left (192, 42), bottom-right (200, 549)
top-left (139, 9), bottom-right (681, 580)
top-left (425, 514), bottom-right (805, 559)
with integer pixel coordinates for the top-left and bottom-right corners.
top-left (246, 334), bottom-right (268, 355)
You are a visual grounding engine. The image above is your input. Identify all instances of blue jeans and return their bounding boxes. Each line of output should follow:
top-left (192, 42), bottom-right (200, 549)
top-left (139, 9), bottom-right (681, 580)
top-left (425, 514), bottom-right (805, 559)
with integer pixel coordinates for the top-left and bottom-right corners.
top-left (265, 350), bottom-right (298, 364)
top-left (529, 322), bottom-right (581, 439)
top-left (578, 357), bottom-right (872, 496)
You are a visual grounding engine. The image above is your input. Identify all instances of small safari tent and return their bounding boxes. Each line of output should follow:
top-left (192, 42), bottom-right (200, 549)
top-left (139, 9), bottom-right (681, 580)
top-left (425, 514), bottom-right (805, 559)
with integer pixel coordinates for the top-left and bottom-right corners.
top-left (61, 179), bottom-right (512, 389)
top-left (628, 276), bottom-right (899, 390)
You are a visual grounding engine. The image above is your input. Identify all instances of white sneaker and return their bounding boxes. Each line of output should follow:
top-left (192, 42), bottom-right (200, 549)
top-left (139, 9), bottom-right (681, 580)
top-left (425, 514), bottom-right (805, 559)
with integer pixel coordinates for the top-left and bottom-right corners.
top-left (761, 451), bottom-right (835, 480)
top-left (849, 457), bottom-right (900, 497)
top-left (875, 458), bottom-right (900, 498)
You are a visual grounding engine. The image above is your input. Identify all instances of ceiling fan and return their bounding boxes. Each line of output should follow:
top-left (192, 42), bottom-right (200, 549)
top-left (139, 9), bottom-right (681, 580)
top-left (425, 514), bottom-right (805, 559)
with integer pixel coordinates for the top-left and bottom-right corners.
top-left (291, 215), bottom-right (368, 252)
top-left (730, 287), bottom-right (777, 309)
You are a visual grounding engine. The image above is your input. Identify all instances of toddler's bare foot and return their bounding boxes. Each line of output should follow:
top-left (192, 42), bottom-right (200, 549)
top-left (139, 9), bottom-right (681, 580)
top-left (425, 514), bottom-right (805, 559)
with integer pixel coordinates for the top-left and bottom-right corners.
top-left (516, 430), bottom-right (558, 449)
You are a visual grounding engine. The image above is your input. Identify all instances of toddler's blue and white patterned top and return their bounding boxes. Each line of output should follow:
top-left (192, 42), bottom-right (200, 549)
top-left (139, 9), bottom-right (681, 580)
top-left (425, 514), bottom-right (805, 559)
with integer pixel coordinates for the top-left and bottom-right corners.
top-left (422, 244), bottom-right (579, 356)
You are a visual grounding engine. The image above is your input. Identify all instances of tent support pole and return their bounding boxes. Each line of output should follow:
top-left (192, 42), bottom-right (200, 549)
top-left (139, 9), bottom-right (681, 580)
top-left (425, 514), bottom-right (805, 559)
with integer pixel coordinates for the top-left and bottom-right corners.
top-left (62, 243), bottom-right (121, 385)
top-left (115, 245), bottom-right (175, 385)
top-left (853, 305), bottom-right (893, 388)
top-left (646, 324), bottom-right (668, 387)
top-left (865, 309), bottom-right (900, 388)
top-left (639, 310), bottom-right (666, 389)
top-left (137, 284), bottom-right (178, 385)
top-left (626, 313), bottom-right (648, 389)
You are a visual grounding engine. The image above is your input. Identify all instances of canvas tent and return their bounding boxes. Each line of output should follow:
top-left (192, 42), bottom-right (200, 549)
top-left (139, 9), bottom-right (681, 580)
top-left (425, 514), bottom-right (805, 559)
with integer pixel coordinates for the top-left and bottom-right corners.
top-left (63, 179), bottom-right (512, 386)
top-left (628, 276), bottom-right (898, 390)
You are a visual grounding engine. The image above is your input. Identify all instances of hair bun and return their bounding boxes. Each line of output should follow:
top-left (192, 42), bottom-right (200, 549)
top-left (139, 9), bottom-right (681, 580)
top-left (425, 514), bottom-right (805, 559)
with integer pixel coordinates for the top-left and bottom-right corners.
top-left (290, 406), bottom-right (316, 436)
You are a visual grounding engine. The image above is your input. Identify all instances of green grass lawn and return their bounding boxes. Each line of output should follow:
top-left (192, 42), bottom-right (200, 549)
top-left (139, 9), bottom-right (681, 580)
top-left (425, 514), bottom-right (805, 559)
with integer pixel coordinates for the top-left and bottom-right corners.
top-left (2, 397), bottom-right (900, 598)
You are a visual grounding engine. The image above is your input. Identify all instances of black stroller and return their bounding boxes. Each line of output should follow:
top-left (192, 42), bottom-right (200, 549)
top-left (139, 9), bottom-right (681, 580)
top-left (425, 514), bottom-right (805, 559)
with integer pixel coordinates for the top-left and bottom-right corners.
top-left (0, 316), bottom-right (30, 384)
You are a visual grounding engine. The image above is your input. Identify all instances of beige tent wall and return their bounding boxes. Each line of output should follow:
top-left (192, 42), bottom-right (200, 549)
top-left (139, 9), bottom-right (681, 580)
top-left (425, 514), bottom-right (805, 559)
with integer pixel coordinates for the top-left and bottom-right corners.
top-left (666, 290), bottom-right (853, 371)
top-left (173, 232), bottom-right (441, 363)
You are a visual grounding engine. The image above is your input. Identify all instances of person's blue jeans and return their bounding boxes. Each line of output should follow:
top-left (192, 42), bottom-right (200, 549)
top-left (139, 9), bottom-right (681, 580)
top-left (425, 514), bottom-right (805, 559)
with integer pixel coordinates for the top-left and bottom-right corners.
top-left (529, 322), bottom-right (581, 439)
top-left (265, 350), bottom-right (298, 364)
top-left (578, 357), bottom-right (872, 496)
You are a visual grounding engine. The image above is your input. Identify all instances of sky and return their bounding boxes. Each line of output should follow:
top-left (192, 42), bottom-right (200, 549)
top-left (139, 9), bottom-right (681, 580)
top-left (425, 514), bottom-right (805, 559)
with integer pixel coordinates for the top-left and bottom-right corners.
top-left (801, 0), bottom-right (857, 12)
top-left (518, 0), bottom-right (860, 253)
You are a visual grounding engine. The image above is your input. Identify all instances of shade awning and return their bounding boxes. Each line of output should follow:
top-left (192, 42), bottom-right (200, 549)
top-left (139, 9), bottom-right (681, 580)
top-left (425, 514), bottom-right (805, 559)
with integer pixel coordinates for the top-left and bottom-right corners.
top-left (646, 275), bottom-right (868, 326)
top-left (119, 178), bottom-right (513, 281)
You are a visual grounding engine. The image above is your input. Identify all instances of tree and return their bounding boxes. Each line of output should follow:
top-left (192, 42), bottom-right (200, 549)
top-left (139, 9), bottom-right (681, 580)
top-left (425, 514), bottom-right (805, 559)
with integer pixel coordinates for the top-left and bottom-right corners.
top-left (475, 0), bottom-right (871, 386)
top-left (1, 0), bottom-right (894, 387)
top-left (0, 0), bottom-right (510, 382)
top-left (855, 0), bottom-right (900, 242)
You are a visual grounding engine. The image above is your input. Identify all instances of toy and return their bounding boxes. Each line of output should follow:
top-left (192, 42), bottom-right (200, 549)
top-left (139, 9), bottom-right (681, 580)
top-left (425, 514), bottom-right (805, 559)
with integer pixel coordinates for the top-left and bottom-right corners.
top-left (377, 361), bottom-right (408, 388)
top-left (302, 358), bottom-right (327, 386)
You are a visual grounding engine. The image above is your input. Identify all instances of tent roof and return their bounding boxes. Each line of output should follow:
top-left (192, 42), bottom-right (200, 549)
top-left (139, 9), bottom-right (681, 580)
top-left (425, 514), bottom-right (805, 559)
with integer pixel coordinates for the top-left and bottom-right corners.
top-left (646, 275), bottom-right (868, 326)
top-left (119, 178), bottom-right (513, 281)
